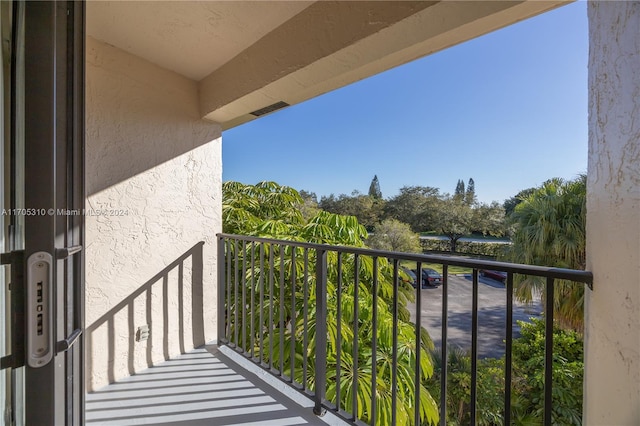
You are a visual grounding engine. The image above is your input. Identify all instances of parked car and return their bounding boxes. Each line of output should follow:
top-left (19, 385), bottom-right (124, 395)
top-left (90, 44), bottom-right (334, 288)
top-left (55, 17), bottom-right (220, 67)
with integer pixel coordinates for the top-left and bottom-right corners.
top-left (479, 269), bottom-right (507, 282)
top-left (412, 267), bottom-right (442, 287)
top-left (398, 266), bottom-right (418, 288)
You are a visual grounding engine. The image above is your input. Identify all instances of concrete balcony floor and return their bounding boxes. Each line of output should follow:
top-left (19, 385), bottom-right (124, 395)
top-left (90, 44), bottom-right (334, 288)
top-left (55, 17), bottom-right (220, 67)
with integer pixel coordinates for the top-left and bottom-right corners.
top-left (85, 346), bottom-right (328, 426)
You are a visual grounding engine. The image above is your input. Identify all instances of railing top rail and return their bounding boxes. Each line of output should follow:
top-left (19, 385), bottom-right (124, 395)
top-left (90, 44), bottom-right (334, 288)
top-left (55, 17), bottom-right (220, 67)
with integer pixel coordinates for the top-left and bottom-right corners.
top-left (217, 233), bottom-right (593, 286)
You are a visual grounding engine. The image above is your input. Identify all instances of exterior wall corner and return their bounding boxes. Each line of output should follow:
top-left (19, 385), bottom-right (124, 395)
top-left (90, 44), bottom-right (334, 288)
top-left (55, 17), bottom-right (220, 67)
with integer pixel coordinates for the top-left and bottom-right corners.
top-left (585, 2), bottom-right (640, 424)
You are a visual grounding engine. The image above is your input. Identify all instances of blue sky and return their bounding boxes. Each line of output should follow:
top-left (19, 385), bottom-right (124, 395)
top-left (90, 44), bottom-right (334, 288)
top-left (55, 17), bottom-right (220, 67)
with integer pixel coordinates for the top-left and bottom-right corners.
top-left (222, 2), bottom-right (587, 204)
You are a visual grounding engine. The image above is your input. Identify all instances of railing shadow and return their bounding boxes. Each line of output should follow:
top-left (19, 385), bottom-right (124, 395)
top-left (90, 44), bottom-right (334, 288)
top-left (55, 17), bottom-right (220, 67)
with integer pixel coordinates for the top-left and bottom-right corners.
top-left (85, 348), bottom-right (323, 425)
top-left (86, 242), bottom-right (205, 390)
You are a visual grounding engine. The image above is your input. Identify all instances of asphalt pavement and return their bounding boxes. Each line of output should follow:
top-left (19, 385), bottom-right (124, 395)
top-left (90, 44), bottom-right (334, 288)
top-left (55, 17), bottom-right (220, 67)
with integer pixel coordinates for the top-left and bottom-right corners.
top-left (407, 274), bottom-right (542, 359)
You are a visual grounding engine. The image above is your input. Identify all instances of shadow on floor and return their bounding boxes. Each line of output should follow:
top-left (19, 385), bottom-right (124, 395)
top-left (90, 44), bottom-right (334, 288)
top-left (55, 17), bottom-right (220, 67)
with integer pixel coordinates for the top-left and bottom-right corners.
top-left (85, 347), bottom-right (325, 426)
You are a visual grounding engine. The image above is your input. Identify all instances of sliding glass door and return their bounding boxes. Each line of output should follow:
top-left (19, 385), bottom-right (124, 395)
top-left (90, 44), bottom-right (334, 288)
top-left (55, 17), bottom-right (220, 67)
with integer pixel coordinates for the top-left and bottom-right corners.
top-left (1, 2), bottom-right (84, 424)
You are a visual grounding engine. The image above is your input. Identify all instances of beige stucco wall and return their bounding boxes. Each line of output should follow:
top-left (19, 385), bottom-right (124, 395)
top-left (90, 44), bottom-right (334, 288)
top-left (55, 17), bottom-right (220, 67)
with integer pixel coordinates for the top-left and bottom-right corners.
top-left (85, 37), bottom-right (222, 391)
top-left (585, 2), bottom-right (640, 424)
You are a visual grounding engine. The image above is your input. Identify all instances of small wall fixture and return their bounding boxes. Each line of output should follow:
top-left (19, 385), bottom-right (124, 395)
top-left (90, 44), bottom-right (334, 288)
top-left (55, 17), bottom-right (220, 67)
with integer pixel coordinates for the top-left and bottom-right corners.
top-left (250, 101), bottom-right (290, 117)
top-left (136, 325), bottom-right (149, 342)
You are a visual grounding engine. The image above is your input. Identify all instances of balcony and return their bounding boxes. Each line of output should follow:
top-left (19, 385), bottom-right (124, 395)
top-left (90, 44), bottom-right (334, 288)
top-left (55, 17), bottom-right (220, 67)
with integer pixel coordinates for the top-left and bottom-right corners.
top-left (84, 232), bottom-right (591, 425)
top-left (216, 233), bottom-right (592, 426)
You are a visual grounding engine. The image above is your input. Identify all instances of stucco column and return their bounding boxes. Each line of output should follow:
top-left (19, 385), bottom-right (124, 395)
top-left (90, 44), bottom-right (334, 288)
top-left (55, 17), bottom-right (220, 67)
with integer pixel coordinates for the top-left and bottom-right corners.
top-left (585, 2), bottom-right (640, 424)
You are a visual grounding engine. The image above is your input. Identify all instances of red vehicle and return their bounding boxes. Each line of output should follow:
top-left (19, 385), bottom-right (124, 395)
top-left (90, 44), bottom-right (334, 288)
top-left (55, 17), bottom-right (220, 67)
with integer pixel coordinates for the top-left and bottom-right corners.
top-left (479, 269), bottom-right (507, 283)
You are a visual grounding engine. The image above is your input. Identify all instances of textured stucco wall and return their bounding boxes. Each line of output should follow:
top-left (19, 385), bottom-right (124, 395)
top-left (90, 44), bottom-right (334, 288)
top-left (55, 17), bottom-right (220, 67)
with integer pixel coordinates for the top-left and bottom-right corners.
top-left (85, 37), bottom-right (222, 391)
top-left (585, 2), bottom-right (640, 424)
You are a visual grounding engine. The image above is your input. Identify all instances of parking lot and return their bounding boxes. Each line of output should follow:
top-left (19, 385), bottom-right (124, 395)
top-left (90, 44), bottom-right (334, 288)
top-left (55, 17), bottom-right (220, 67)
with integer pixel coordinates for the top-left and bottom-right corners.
top-left (407, 274), bottom-right (543, 358)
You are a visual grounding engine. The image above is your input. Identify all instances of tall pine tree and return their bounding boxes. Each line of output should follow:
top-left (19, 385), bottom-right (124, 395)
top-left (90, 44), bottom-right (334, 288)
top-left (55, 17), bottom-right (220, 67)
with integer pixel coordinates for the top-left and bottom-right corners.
top-left (465, 178), bottom-right (476, 205)
top-left (454, 179), bottom-right (465, 200)
top-left (368, 175), bottom-right (382, 199)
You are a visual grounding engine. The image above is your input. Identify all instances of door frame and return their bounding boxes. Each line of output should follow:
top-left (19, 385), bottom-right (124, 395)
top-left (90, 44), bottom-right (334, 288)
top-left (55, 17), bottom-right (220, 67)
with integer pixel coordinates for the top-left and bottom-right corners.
top-left (22, 1), bottom-right (85, 424)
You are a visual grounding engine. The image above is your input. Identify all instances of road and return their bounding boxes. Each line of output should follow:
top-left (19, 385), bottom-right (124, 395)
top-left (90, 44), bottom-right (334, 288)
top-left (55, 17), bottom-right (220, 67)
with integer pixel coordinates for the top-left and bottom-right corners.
top-left (419, 235), bottom-right (511, 244)
top-left (407, 274), bottom-right (542, 359)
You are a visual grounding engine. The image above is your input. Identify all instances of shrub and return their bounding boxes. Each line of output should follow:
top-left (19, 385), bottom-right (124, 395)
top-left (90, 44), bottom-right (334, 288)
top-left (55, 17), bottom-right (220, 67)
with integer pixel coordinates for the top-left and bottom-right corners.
top-left (420, 239), bottom-right (509, 258)
top-left (427, 318), bottom-right (583, 425)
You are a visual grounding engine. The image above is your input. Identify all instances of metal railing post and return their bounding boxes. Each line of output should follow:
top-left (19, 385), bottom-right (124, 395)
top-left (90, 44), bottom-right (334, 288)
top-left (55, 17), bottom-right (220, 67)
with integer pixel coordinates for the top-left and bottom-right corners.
top-left (314, 248), bottom-right (328, 416)
top-left (544, 277), bottom-right (555, 426)
top-left (217, 236), bottom-right (226, 344)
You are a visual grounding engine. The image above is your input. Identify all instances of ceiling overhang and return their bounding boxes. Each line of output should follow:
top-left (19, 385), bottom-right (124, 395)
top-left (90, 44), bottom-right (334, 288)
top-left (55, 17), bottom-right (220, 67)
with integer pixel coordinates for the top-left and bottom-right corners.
top-left (87, 1), bottom-right (571, 130)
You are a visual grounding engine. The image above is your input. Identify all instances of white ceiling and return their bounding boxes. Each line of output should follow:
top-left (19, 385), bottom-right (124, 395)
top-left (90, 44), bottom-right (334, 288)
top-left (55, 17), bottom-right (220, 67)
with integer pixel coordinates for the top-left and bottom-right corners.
top-left (87, 1), bottom-right (314, 81)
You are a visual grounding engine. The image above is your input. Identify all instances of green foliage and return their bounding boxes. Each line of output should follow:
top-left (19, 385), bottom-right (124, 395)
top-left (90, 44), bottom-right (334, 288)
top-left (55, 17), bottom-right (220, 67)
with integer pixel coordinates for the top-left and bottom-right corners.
top-left (366, 219), bottom-right (421, 253)
top-left (298, 190), bottom-right (322, 220)
top-left (504, 176), bottom-right (586, 331)
top-left (454, 179), bottom-right (465, 200)
top-left (503, 187), bottom-right (537, 217)
top-left (319, 192), bottom-right (385, 232)
top-left (420, 239), bottom-right (509, 258)
top-left (368, 175), bottom-right (383, 199)
top-left (465, 178), bottom-right (476, 205)
top-left (427, 318), bottom-right (584, 426)
top-left (383, 186), bottom-right (440, 232)
top-left (432, 197), bottom-right (505, 252)
top-left (223, 181), bottom-right (439, 425)
top-left (223, 181), bottom-right (304, 236)
top-left (511, 318), bottom-right (584, 425)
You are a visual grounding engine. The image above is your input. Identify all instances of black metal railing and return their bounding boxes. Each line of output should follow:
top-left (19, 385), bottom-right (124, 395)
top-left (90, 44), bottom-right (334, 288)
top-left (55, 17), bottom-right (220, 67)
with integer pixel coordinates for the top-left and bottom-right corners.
top-left (217, 233), bottom-right (592, 426)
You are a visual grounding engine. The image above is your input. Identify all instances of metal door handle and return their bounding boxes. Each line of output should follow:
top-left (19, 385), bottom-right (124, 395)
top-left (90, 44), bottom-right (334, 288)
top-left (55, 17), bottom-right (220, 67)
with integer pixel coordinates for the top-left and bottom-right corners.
top-left (57, 328), bottom-right (82, 353)
top-left (27, 252), bottom-right (53, 368)
top-left (56, 245), bottom-right (82, 260)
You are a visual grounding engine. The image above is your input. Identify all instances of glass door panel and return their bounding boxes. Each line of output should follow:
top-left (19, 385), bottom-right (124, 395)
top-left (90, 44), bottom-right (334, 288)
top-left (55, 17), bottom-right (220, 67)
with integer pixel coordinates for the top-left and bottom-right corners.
top-left (2, 2), bottom-right (84, 424)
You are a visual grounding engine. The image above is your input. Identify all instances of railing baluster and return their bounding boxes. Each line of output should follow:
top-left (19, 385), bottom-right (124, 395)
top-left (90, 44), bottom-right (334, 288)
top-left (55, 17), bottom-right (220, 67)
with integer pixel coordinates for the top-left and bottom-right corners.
top-left (290, 248), bottom-right (297, 383)
top-left (217, 237), bottom-right (225, 343)
top-left (471, 268), bottom-right (479, 425)
top-left (226, 240), bottom-right (232, 342)
top-left (314, 248), bottom-right (328, 416)
top-left (269, 244), bottom-right (275, 371)
top-left (234, 240), bottom-right (239, 347)
top-left (371, 256), bottom-right (378, 425)
top-left (242, 240), bottom-right (247, 352)
top-left (440, 264), bottom-right (448, 426)
top-left (259, 243), bottom-right (265, 362)
top-left (415, 261), bottom-right (422, 426)
top-left (353, 254), bottom-right (360, 422)
top-left (250, 241), bottom-right (255, 358)
top-left (391, 260), bottom-right (399, 426)
top-left (544, 277), bottom-right (554, 426)
top-left (302, 248), bottom-right (309, 390)
top-left (336, 253), bottom-right (343, 412)
top-left (279, 245), bottom-right (285, 376)
top-left (505, 272), bottom-right (514, 425)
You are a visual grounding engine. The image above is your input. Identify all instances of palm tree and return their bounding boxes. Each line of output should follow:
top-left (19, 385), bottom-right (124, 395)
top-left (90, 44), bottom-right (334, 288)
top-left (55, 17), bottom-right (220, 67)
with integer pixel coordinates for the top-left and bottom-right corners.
top-left (505, 175), bottom-right (586, 330)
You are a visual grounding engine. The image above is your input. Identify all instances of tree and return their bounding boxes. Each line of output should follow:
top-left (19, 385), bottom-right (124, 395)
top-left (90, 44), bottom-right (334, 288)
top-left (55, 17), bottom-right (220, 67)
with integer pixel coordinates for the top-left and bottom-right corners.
top-left (223, 181), bottom-right (439, 425)
top-left (454, 179), bottom-right (465, 200)
top-left (368, 175), bottom-right (382, 199)
top-left (366, 218), bottom-right (422, 253)
top-left (319, 192), bottom-right (385, 232)
top-left (503, 187), bottom-right (537, 217)
top-left (297, 189), bottom-right (321, 220)
top-left (465, 178), bottom-right (476, 205)
top-left (383, 185), bottom-right (440, 232)
top-left (432, 197), bottom-right (505, 252)
top-left (504, 176), bottom-right (586, 331)
top-left (299, 189), bottom-right (318, 204)
top-left (222, 180), bottom-right (304, 236)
